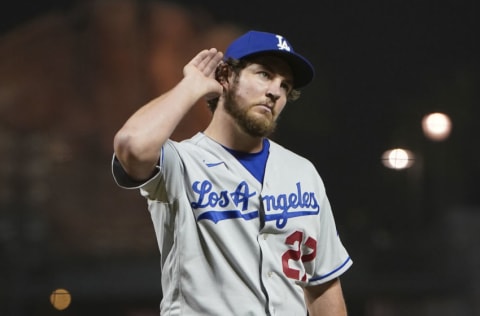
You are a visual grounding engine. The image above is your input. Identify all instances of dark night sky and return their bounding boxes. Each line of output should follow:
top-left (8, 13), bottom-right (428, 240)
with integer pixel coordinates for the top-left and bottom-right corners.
top-left (3, 0), bottom-right (476, 108)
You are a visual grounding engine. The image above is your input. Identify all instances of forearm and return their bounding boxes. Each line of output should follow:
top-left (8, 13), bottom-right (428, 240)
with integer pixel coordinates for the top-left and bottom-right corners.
top-left (304, 278), bottom-right (348, 316)
top-left (114, 77), bottom-right (207, 180)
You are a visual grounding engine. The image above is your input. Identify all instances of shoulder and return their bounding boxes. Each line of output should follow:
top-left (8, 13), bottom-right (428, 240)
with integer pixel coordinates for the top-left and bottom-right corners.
top-left (268, 139), bottom-right (316, 167)
top-left (164, 133), bottom-right (211, 152)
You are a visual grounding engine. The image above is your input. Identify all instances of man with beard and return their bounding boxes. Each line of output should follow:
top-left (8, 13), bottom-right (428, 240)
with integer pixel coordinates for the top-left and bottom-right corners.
top-left (112, 30), bottom-right (353, 316)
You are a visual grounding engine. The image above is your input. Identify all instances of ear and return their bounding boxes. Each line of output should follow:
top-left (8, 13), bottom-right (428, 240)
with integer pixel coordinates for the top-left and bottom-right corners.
top-left (215, 63), bottom-right (231, 85)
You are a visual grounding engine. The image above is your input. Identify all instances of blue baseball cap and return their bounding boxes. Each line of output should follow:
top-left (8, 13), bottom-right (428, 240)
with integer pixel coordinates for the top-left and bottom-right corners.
top-left (224, 30), bottom-right (315, 88)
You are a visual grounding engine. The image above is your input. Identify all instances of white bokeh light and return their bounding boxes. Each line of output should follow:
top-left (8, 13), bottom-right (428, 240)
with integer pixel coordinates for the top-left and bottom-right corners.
top-left (381, 148), bottom-right (415, 170)
top-left (422, 112), bottom-right (452, 141)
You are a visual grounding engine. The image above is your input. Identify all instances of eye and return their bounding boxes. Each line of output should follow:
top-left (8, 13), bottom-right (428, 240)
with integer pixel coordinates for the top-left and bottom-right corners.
top-left (258, 71), bottom-right (271, 79)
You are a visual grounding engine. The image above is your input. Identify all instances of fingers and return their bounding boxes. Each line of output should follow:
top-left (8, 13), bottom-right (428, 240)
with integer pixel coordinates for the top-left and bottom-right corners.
top-left (189, 48), bottom-right (224, 76)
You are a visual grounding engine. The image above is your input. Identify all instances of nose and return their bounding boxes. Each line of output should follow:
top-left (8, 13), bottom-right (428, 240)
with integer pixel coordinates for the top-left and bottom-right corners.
top-left (266, 79), bottom-right (282, 102)
top-left (266, 92), bottom-right (280, 102)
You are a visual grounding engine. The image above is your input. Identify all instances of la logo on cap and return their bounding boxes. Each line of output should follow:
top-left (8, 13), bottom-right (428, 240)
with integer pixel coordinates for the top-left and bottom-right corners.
top-left (276, 35), bottom-right (291, 51)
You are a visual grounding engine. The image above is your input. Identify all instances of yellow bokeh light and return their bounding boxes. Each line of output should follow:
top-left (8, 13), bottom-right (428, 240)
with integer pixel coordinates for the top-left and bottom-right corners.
top-left (50, 288), bottom-right (71, 311)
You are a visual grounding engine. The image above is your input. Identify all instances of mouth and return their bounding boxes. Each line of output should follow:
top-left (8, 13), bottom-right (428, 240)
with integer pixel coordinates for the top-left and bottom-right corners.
top-left (256, 102), bottom-right (274, 113)
top-left (260, 104), bottom-right (272, 111)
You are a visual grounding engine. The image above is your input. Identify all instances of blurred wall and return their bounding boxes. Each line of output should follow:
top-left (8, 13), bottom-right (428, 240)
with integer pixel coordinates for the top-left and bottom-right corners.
top-left (0, 1), bottom-right (241, 314)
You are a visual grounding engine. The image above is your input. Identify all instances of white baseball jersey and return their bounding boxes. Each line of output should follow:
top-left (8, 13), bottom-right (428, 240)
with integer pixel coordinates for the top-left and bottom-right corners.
top-left (112, 132), bottom-right (352, 316)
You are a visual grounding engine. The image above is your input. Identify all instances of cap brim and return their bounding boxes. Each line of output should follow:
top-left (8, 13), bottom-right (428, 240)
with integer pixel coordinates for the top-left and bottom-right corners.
top-left (242, 50), bottom-right (314, 89)
top-left (276, 52), bottom-right (315, 89)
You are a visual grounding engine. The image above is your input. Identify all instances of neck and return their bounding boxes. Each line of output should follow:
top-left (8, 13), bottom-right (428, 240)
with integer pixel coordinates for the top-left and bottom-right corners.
top-left (204, 111), bottom-right (264, 153)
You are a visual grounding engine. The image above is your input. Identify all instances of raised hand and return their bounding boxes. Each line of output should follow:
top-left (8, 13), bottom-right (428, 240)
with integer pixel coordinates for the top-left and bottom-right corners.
top-left (183, 48), bottom-right (224, 101)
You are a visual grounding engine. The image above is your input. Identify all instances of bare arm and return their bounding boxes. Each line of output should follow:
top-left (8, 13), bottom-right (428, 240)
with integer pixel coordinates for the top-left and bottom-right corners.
top-left (113, 48), bottom-right (224, 180)
top-left (304, 278), bottom-right (348, 316)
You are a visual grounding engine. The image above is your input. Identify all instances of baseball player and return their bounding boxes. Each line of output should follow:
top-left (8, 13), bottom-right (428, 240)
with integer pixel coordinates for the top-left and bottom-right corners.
top-left (112, 30), bottom-right (352, 315)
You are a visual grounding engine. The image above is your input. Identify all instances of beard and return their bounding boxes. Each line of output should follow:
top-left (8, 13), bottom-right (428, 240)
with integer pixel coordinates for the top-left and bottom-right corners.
top-left (223, 86), bottom-right (278, 138)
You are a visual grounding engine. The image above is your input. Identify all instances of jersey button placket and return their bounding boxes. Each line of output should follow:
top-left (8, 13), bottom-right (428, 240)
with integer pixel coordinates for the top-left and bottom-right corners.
top-left (257, 232), bottom-right (274, 315)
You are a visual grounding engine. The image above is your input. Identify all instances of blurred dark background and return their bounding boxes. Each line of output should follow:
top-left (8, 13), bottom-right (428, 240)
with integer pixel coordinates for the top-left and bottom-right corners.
top-left (0, 0), bottom-right (478, 315)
